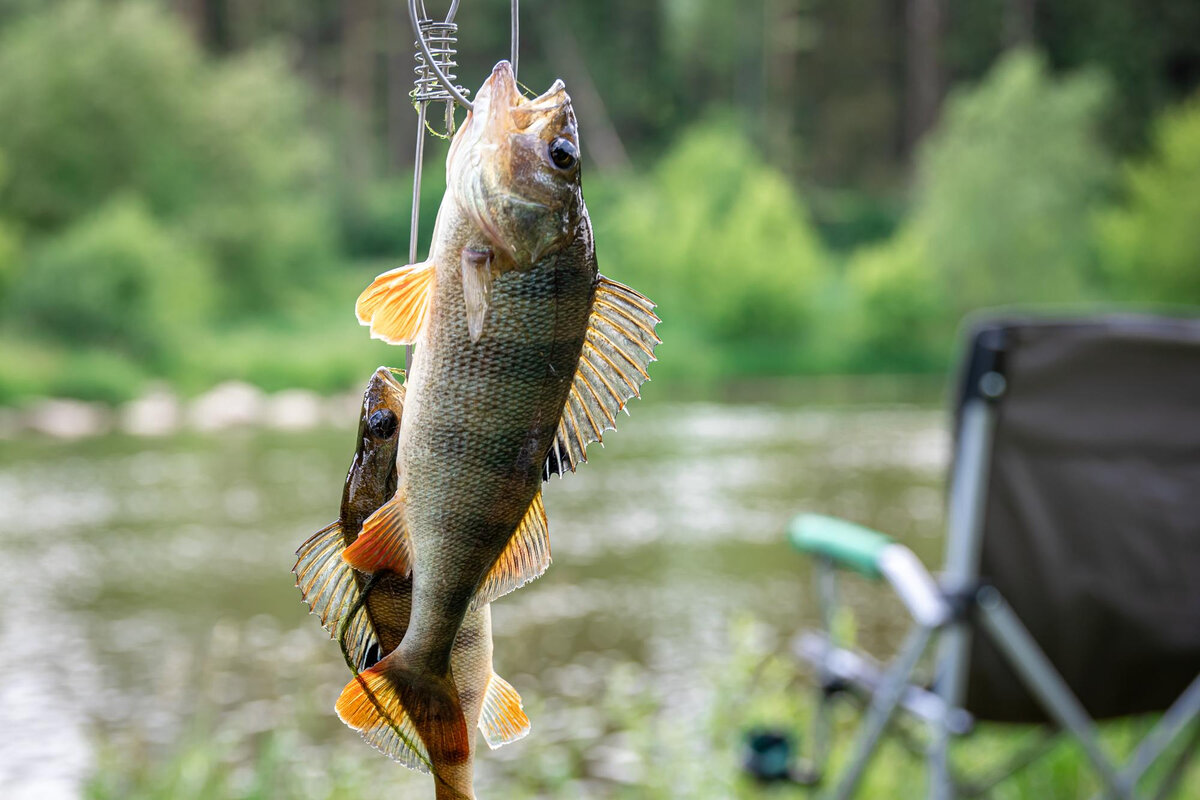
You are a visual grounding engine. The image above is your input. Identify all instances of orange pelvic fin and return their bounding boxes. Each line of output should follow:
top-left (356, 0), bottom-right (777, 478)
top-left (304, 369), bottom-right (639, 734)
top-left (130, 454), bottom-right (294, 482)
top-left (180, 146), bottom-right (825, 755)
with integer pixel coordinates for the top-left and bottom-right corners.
top-left (543, 275), bottom-right (660, 480)
top-left (336, 656), bottom-right (471, 776)
top-left (479, 672), bottom-right (531, 749)
top-left (472, 491), bottom-right (550, 608)
top-left (342, 493), bottom-right (412, 576)
top-left (356, 260), bottom-right (436, 345)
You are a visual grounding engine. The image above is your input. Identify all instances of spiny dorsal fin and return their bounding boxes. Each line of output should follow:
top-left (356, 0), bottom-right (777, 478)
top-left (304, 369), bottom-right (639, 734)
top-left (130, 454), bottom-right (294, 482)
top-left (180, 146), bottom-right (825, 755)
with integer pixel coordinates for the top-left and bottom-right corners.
top-left (479, 672), bottom-right (531, 749)
top-left (544, 276), bottom-right (660, 479)
top-left (471, 492), bottom-right (550, 608)
top-left (343, 493), bottom-right (412, 576)
top-left (336, 666), bottom-right (432, 774)
top-left (356, 260), bottom-right (436, 345)
top-left (293, 522), bottom-right (380, 668)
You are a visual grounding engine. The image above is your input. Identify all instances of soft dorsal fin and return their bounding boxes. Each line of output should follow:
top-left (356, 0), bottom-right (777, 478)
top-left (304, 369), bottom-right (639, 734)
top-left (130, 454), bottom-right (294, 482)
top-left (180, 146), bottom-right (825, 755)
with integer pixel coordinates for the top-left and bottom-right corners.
top-left (543, 276), bottom-right (660, 479)
top-left (479, 672), bottom-right (531, 749)
top-left (356, 260), bottom-right (436, 345)
top-left (342, 493), bottom-right (413, 576)
top-left (293, 522), bottom-right (379, 668)
top-left (471, 491), bottom-right (550, 608)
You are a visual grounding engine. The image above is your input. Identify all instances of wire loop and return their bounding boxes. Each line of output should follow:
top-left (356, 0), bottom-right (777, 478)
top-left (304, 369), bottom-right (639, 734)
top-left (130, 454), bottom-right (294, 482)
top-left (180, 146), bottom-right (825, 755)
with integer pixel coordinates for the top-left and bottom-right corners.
top-left (408, 0), bottom-right (474, 111)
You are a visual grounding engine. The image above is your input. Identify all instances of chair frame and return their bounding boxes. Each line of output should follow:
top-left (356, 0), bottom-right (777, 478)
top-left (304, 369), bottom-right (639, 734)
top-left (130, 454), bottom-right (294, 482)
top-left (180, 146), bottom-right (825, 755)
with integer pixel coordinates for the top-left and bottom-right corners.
top-left (790, 346), bottom-right (1200, 800)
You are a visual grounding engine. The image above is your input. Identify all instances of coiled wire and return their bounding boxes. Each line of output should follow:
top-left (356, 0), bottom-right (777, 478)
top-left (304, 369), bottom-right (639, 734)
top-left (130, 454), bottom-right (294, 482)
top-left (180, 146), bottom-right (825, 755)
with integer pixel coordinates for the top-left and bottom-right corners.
top-left (412, 19), bottom-right (469, 107)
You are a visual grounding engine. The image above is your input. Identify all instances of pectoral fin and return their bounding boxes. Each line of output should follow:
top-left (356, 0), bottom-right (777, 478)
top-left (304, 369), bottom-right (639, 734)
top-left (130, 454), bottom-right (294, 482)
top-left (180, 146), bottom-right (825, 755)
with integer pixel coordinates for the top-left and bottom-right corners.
top-left (293, 522), bottom-right (380, 669)
top-left (356, 260), bottom-right (436, 345)
top-left (460, 248), bottom-right (493, 343)
top-left (479, 672), bottom-right (531, 749)
top-left (543, 276), bottom-right (660, 479)
top-left (342, 493), bottom-right (413, 576)
top-left (472, 491), bottom-right (550, 608)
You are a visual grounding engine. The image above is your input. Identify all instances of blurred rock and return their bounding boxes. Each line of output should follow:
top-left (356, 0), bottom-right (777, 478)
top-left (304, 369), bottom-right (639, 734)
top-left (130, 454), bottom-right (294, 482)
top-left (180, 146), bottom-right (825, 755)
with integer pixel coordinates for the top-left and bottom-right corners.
top-left (323, 390), bottom-right (365, 430)
top-left (119, 386), bottom-right (181, 437)
top-left (187, 382), bottom-right (265, 432)
top-left (26, 399), bottom-right (112, 439)
top-left (263, 389), bottom-right (323, 431)
top-left (0, 407), bottom-right (21, 439)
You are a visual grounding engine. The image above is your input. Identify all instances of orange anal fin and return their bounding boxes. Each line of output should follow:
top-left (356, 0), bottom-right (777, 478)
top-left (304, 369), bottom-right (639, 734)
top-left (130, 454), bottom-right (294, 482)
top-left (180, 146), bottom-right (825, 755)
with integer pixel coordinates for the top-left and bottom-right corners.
top-left (343, 493), bottom-right (412, 576)
top-left (471, 491), bottom-right (550, 608)
top-left (356, 260), bottom-right (436, 345)
top-left (479, 672), bottom-right (531, 749)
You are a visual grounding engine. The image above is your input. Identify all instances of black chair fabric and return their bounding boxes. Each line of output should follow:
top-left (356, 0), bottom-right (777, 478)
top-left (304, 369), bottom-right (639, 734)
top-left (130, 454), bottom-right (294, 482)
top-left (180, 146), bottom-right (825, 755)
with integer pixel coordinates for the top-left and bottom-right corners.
top-left (960, 316), bottom-right (1200, 723)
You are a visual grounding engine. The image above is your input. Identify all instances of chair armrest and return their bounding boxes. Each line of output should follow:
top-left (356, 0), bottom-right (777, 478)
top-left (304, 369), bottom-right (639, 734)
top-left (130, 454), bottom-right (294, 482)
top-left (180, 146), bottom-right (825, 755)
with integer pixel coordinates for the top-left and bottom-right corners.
top-left (788, 514), bottom-right (951, 627)
top-left (787, 514), bottom-right (893, 578)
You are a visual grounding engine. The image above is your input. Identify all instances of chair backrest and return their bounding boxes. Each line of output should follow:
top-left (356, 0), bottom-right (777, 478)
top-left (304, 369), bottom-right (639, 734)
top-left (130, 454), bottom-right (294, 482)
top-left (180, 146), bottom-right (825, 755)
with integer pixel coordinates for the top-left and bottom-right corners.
top-left (956, 315), bottom-right (1200, 722)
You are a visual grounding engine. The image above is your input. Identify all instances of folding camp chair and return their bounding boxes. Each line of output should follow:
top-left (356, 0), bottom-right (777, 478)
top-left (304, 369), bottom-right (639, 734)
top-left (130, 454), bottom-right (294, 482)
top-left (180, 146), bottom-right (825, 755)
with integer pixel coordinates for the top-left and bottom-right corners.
top-left (780, 315), bottom-right (1200, 799)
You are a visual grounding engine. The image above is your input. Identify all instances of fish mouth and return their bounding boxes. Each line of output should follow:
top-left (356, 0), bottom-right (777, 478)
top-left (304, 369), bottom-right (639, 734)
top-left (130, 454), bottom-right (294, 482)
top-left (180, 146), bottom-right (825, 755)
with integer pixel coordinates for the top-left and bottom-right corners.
top-left (448, 61), bottom-right (576, 262)
top-left (476, 61), bottom-right (571, 138)
top-left (369, 366), bottom-right (403, 392)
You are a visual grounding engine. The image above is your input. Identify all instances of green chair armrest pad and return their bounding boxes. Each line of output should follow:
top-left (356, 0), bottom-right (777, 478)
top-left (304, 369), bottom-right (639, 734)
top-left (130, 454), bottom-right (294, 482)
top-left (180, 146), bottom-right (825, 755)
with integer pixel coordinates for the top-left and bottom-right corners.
top-left (787, 513), bottom-right (894, 578)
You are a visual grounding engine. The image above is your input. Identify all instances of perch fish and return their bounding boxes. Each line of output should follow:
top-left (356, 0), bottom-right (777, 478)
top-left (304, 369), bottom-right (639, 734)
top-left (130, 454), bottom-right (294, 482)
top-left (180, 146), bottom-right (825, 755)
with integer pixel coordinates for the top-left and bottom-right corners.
top-left (293, 367), bottom-right (529, 786)
top-left (342, 61), bottom-right (660, 798)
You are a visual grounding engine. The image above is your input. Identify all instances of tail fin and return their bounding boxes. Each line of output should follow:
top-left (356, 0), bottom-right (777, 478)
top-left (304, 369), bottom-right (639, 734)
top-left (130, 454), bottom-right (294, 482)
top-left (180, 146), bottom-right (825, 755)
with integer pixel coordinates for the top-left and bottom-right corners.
top-left (336, 655), bottom-right (471, 776)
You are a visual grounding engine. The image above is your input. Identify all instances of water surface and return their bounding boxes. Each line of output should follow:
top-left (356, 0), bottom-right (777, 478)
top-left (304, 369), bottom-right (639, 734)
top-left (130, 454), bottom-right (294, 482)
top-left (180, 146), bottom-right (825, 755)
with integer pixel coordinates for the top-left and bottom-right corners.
top-left (0, 390), bottom-right (949, 798)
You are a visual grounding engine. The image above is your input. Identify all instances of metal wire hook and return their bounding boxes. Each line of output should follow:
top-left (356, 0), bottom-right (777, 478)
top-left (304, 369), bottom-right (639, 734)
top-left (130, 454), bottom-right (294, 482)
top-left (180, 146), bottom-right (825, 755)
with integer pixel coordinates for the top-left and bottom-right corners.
top-left (404, 0), bottom-right (520, 370)
top-left (409, 0), bottom-right (474, 111)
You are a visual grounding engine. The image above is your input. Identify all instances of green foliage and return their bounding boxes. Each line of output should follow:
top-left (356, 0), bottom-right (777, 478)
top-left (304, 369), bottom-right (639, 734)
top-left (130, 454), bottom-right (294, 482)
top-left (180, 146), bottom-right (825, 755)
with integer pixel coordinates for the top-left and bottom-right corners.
top-left (337, 162), bottom-right (450, 260)
top-left (845, 51), bottom-right (1113, 367)
top-left (595, 119), bottom-right (830, 376)
top-left (12, 197), bottom-right (214, 364)
top-left (0, 151), bottom-right (21, 305)
top-left (0, 0), bottom-right (335, 314)
top-left (1097, 96), bottom-right (1200, 304)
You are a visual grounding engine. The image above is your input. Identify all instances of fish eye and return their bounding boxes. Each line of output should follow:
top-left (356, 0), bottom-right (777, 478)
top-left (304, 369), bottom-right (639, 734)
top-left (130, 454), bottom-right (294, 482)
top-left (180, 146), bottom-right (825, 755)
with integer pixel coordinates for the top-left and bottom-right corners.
top-left (548, 138), bottom-right (578, 170)
top-left (367, 409), bottom-right (398, 439)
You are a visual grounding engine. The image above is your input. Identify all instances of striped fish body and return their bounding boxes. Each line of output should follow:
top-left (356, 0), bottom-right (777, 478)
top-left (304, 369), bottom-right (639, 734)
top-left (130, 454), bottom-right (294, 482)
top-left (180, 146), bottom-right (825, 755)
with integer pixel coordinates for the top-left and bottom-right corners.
top-left (397, 207), bottom-right (596, 677)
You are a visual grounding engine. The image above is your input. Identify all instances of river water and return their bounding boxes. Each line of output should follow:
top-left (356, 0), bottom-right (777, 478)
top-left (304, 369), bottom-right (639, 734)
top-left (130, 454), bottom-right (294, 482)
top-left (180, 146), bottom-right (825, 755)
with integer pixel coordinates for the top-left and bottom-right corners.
top-left (0, 386), bottom-right (951, 798)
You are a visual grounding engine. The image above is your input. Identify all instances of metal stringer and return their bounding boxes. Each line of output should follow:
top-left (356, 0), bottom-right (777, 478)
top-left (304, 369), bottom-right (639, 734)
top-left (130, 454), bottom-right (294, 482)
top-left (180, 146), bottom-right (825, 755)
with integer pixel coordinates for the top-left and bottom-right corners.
top-left (404, 0), bottom-right (519, 370)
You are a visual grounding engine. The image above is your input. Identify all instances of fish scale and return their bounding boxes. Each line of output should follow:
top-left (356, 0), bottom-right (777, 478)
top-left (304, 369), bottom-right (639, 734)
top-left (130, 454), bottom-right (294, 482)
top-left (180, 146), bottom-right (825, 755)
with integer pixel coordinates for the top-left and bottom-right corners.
top-left (400, 221), bottom-right (596, 675)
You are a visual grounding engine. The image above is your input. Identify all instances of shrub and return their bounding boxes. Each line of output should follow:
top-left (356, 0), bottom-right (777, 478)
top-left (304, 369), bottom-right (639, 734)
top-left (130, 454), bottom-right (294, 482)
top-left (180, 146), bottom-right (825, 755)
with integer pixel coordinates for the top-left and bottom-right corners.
top-left (845, 51), bottom-right (1113, 365)
top-left (595, 119), bottom-right (829, 371)
top-left (0, 1), bottom-right (335, 314)
top-left (12, 197), bottom-right (214, 364)
top-left (1096, 96), bottom-right (1200, 304)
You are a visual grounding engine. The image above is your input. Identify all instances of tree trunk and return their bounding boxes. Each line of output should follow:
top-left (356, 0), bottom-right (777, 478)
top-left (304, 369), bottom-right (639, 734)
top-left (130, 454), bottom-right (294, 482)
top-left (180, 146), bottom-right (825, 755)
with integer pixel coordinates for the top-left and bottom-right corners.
top-left (342, 0), bottom-right (378, 179)
top-left (905, 0), bottom-right (944, 152)
top-left (1005, 0), bottom-right (1037, 47)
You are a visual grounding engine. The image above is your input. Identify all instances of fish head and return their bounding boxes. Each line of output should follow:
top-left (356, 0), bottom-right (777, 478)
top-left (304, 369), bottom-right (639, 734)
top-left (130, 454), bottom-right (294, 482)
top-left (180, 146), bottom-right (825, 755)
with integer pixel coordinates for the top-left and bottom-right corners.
top-left (343, 367), bottom-right (404, 514)
top-left (449, 60), bottom-right (582, 267)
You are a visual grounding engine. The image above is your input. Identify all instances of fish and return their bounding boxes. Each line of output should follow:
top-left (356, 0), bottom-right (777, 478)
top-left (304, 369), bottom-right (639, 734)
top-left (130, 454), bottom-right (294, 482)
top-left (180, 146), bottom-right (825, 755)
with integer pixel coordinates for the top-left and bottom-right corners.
top-left (342, 61), bottom-right (660, 798)
top-left (293, 366), bottom-right (530, 789)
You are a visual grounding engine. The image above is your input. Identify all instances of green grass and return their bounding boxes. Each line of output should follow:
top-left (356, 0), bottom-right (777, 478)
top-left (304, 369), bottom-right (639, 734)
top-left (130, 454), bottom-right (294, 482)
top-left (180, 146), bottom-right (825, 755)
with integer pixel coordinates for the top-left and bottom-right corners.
top-left (84, 618), bottom-right (1199, 800)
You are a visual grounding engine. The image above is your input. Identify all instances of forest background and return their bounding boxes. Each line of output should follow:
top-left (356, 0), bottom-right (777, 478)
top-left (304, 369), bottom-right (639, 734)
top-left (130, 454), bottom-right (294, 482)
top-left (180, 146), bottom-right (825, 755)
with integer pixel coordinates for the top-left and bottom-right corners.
top-left (0, 0), bottom-right (1197, 403)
